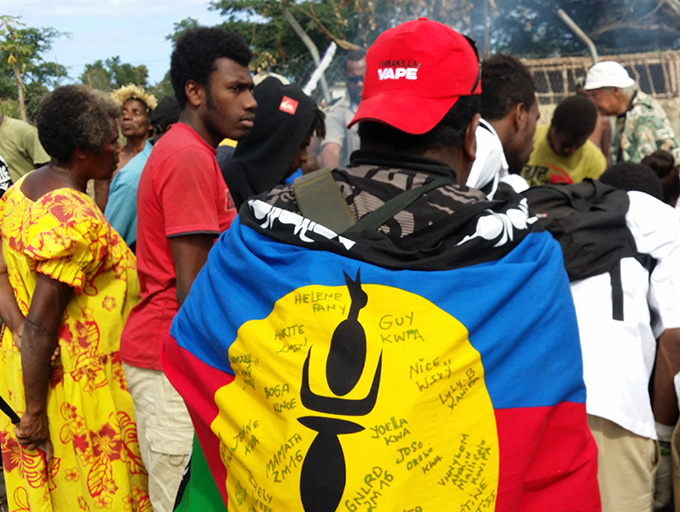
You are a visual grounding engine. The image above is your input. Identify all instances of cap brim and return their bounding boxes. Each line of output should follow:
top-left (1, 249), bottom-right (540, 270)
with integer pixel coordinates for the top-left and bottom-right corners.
top-left (348, 92), bottom-right (461, 135)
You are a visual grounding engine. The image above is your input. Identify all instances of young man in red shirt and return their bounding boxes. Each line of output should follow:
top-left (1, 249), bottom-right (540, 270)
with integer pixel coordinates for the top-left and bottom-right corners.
top-left (120, 27), bottom-right (256, 512)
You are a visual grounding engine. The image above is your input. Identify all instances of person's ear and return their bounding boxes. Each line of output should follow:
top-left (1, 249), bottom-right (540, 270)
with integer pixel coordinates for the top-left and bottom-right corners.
top-left (464, 113), bottom-right (480, 162)
top-left (612, 88), bottom-right (628, 107)
top-left (455, 113), bottom-right (480, 185)
top-left (513, 102), bottom-right (527, 130)
top-left (72, 145), bottom-right (89, 161)
top-left (185, 80), bottom-right (204, 108)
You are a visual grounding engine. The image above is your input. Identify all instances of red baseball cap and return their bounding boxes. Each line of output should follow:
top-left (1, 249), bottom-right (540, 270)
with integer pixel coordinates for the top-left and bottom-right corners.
top-left (348, 18), bottom-right (481, 135)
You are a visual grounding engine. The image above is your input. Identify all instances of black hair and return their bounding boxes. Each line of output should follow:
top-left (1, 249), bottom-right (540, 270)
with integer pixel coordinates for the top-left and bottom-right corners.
top-left (641, 150), bottom-right (680, 206)
top-left (149, 95), bottom-right (181, 138)
top-left (480, 53), bottom-right (536, 121)
top-left (552, 95), bottom-right (598, 139)
top-left (346, 50), bottom-right (367, 64)
top-left (358, 95), bottom-right (480, 154)
top-left (170, 27), bottom-right (252, 109)
top-left (599, 162), bottom-right (663, 200)
top-left (37, 85), bottom-right (119, 164)
top-left (642, 149), bottom-right (675, 177)
top-left (310, 106), bottom-right (326, 140)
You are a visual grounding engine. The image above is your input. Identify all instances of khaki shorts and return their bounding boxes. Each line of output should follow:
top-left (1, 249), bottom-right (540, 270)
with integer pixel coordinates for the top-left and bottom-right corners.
top-left (588, 415), bottom-right (659, 512)
top-left (124, 364), bottom-right (194, 512)
top-left (671, 421), bottom-right (680, 512)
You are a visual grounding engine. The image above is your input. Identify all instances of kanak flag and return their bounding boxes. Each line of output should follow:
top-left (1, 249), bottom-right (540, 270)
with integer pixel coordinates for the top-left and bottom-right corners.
top-left (163, 196), bottom-right (600, 512)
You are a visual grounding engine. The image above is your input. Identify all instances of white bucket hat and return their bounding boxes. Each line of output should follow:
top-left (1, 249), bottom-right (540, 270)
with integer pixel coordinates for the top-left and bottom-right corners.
top-left (584, 61), bottom-right (635, 90)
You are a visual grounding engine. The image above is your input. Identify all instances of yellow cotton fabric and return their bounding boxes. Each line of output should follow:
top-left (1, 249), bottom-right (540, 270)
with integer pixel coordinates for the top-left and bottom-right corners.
top-left (0, 181), bottom-right (151, 511)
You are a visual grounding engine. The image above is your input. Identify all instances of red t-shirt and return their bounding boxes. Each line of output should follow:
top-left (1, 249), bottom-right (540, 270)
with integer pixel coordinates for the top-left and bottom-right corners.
top-left (120, 123), bottom-right (236, 370)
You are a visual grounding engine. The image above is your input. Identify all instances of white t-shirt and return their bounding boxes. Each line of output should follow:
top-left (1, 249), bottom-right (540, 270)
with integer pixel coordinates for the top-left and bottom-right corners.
top-left (467, 118), bottom-right (508, 196)
top-left (571, 191), bottom-right (680, 439)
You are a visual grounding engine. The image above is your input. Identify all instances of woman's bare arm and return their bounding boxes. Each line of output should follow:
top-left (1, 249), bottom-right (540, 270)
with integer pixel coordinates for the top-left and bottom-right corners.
top-left (15, 273), bottom-right (72, 452)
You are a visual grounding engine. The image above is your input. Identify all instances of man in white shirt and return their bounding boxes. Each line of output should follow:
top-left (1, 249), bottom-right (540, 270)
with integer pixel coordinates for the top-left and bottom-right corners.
top-left (564, 164), bottom-right (680, 512)
top-left (466, 53), bottom-right (538, 195)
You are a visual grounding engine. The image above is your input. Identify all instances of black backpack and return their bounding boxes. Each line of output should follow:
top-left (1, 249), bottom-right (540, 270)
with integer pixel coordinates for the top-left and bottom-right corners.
top-left (521, 179), bottom-right (655, 321)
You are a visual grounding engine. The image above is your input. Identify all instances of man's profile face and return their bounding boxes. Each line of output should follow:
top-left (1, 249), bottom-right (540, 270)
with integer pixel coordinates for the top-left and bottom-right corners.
top-left (587, 87), bottom-right (620, 116)
top-left (287, 135), bottom-right (312, 176)
top-left (547, 125), bottom-right (588, 158)
top-left (346, 59), bottom-right (366, 104)
top-left (511, 100), bottom-right (540, 173)
top-left (202, 57), bottom-right (257, 142)
top-left (120, 99), bottom-right (151, 140)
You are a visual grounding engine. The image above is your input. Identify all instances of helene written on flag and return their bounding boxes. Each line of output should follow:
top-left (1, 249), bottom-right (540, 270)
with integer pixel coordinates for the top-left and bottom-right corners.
top-left (162, 198), bottom-right (600, 512)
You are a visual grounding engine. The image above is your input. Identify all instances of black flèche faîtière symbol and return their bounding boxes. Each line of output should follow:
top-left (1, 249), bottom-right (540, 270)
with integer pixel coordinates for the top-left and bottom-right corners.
top-left (297, 269), bottom-right (383, 512)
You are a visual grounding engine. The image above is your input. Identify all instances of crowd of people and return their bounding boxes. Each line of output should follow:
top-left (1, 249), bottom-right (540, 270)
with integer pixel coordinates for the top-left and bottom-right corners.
top-left (1, 16), bottom-right (680, 512)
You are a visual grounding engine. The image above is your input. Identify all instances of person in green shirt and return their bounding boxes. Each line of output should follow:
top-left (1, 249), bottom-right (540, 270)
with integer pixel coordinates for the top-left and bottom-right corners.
top-left (521, 95), bottom-right (606, 186)
top-left (584, 60), bottom-right (680, 166)
top-left (0, 114), bottom-right (50, 183)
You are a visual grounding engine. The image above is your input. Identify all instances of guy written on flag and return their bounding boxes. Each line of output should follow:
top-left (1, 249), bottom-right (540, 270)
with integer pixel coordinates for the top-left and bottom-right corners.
top-left (162, 193), bottom-right (600, 512)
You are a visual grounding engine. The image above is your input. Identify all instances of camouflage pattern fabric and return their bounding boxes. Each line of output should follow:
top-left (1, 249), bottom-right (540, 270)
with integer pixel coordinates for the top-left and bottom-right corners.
top-left (612, 91), bottom-right (680, 165)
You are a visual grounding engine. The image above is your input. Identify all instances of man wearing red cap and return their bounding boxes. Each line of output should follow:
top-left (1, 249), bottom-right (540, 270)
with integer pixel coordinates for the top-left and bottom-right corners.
top-left (162, 18), bottom-right (600, 512)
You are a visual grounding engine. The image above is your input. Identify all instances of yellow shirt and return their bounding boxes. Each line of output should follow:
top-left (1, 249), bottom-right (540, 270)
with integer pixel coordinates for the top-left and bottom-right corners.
top-left (521, 125), bottom-right (607, 186)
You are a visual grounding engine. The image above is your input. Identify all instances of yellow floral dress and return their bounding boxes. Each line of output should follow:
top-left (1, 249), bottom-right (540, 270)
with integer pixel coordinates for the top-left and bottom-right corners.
top-left (0, 181), bottom-right (151, 512)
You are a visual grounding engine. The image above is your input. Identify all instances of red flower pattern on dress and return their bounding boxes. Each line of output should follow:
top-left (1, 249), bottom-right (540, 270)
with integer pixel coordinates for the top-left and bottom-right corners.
top-left (46, 193), bottom-right (90, 223)
top-left (65, 467), bottom-right (80, 481)
top-left (73, 434), bottom-right (91, 457)
top-left (73, 361), bottom-right (108, 395)
top-left (11, 487), bottom-right (31, 512)
top-left (129, 485), bottom-right (152, 512)
top-left (101, 296), bottom-right (117, 312)
top-left (50, 364), bottom-right (64, 389)
top-left (92, 424), bottom-right (123, 462)
top-left (22, 449), bottom-right (49, 489)
top-left (77, 495), bottom-right (91, 511)
top-left (95, 494), bottom-right (114, 509)
top-left (1, 430), bottom-right (21, 473)
top-left (118, 412), bottom-right (146, 475)
top-left (0, 187), bottom-right (150, 511)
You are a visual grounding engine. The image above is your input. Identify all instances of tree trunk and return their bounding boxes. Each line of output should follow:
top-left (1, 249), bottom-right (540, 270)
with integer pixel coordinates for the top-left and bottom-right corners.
top-left (10, 61), bottom-right (26, 122)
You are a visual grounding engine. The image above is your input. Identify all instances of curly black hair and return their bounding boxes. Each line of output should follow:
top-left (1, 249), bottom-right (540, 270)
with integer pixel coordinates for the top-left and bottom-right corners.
top-left (480, 53), bottom-right (536, 121)
top-left (553, 95), bottom-right (598, 139)
top-left (171, 27), bottom-right (252, 109)
top-left (599, 162), bottom-right (663, 200)
top-left (310, 106), bottom-right (326, 140)
top-left (642, 150), bottom-right (680, 205)
top-left (37, 85), bottom-right (120, 164)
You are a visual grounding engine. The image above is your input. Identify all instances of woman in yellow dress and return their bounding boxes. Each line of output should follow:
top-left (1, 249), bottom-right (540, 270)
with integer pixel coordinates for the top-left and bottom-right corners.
top-left (0, 85), bottom-right (151, 511)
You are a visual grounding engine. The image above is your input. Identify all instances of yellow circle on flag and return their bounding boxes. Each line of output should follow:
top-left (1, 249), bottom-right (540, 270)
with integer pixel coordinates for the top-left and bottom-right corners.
top-left (213, 279), bottom-right (499, 511)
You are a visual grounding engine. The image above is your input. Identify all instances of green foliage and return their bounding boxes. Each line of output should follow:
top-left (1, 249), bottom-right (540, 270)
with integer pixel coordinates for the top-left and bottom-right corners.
top-left (0, 98), bottom-right (20, 118)
top-left (468, 0), bottom-right (680, 58)
top-left (81, 60), bottom-right (112, 90)
top-left (148, 71), bottom-right (174, 101)
top-left (206, 1), bottom-right (478, 82)
top-left (23, 82), bottom-right (50, 121)
top-left (209, 1), bottom-right (360, 78)
top-left (79, 56), bottom-right (149, 92)
top-left (166, 17), bottom-right (201, 44)
top-left (0, 16), bottom-right (68, 120)
top-left (207, 0), bottom-right (680, 84)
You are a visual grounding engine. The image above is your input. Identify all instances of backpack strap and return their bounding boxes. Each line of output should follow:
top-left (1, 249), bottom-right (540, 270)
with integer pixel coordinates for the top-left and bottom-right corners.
top-left (293, 168), bottom-right (357, 233)
top-left (609, 261), bottom-right (624, 322)
top-left (295, 168), bottom-right (457, 235)
top-left (344, 176), bottom-right (456, 233)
